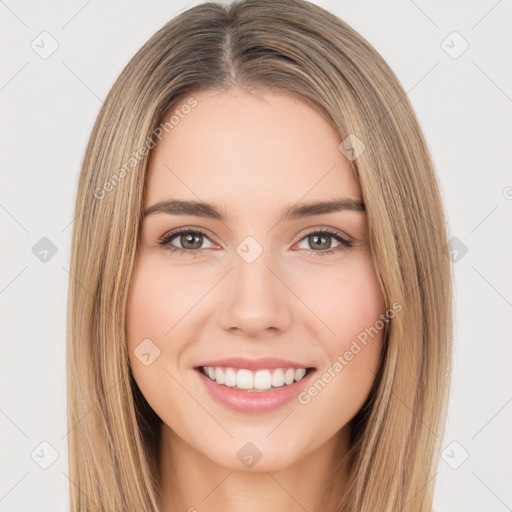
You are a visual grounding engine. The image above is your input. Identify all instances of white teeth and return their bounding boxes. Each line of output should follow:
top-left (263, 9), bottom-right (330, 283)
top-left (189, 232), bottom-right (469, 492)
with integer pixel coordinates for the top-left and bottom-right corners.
top-left (284, 368), bottom-right (295, 385)
top-left (271, 369), bottom-right (285, 387)
top-left (237, 369), bottom-right (253, 390)
top-left (253, 370), bottom-right (272, 390)
top-left (214, 367), bottom-right (225, 385)
top-left (201, 366), bottom-right (310, 391)
top-left (295, 368), bottom-right (306, 380)
top-left (224, 368), bottom-right (237, 387)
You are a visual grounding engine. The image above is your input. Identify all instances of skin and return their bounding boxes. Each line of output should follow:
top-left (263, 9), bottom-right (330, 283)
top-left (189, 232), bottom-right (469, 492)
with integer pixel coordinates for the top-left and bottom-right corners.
top-left (126, 86), bottom-right (386, 512)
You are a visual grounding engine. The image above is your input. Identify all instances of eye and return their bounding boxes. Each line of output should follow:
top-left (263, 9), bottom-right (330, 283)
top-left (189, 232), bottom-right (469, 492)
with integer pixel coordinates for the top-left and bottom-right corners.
top-left (158, 226), bottom-right (353, 258)
top-left (159, 228), bottom-right (217, 257)
top-left (294, 227), bottom-right (353, 257)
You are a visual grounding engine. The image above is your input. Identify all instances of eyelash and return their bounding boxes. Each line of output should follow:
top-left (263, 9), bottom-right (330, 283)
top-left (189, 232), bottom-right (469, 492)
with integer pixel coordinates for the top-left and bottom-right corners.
top-left (158, 226), bottom-right (353, 258)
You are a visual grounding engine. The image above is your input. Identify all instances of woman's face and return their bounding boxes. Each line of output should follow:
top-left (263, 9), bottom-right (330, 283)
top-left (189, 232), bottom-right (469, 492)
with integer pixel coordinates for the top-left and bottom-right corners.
top-left (126, 87), bottom-right (386, 471)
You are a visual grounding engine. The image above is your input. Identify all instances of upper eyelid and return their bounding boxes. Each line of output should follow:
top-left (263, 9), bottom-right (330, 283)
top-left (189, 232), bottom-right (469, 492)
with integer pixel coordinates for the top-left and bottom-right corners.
top-left (295, 225), bottom-right (351, 241)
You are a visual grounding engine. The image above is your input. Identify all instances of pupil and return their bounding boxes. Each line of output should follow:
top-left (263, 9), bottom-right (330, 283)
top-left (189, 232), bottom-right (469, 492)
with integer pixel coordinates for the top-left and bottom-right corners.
top-left (311, 234), bottom-right (329, 250)
top-left (183, 233), bottom-right (201, 249)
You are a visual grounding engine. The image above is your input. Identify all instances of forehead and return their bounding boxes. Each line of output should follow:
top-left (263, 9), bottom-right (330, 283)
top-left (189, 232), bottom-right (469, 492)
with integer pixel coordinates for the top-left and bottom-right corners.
top-left (145, 88), bottom-right (362, 210)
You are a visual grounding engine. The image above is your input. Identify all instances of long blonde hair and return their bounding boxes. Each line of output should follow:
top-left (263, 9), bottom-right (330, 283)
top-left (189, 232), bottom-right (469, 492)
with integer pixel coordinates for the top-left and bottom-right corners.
top-left (66, 1), bottom-right (453, 510)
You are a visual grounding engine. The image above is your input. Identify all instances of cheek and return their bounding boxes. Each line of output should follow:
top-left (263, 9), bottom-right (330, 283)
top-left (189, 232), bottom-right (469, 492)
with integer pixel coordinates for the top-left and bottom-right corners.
top-left (126, 257), bottom-right (199, 349)
top-left (290, 260), bottom-right (385, 432)
top-left (126, 264), bottom-right (164, 348)
top-left (300, 254), bottom-right (386, 412)
top-left (308, 256), bottom-right (385, 388)
top-left (302, 254), bottom-right (385, 349)
top-left (125, 257), bottom-right (182, 392)
top-left (125, 258), bottom-right (186, 420)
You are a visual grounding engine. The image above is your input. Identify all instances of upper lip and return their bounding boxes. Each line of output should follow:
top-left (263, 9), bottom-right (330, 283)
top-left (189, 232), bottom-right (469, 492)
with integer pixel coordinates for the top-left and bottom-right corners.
top-left (194, 356), bottom-right (315, 371)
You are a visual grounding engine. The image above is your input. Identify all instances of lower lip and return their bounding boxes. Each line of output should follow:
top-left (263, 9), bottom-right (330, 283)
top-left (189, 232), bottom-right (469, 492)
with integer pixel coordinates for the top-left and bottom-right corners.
top-left (194, 367), bottom-right (316, 414)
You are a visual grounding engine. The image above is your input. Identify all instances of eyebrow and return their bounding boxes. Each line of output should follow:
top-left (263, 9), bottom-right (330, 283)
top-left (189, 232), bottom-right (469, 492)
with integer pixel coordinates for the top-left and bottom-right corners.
top-left (143, 198), bottom-right (365, 222)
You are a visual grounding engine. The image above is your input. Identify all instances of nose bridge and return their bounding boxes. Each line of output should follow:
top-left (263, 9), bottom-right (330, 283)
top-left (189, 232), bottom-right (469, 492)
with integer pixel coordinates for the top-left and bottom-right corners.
top-left (232, 234), bottom-right (277, 301)
top-left (217, 234), bottom-right (291, 335)
top-left (234, 236), bottom-right (273, 290)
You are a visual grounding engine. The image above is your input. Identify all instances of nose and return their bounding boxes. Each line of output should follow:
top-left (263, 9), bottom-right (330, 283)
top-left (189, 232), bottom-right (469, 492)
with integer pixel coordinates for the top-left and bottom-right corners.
top-left (217, 246), bottom-right (292, 338)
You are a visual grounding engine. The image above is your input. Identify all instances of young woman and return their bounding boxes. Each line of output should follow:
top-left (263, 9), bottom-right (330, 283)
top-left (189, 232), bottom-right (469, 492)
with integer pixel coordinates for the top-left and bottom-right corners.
top-left (66, 1), bottom-right (453, 510)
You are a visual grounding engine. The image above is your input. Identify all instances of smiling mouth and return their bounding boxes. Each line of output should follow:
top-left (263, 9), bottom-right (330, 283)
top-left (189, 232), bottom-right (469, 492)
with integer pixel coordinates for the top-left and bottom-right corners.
top-left (196, 366), bottom-right (316, 392)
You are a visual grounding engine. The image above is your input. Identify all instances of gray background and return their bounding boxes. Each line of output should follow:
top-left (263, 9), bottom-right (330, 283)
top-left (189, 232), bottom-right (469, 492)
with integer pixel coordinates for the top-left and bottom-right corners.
top-left (1, 1), bottom-right (511, 510)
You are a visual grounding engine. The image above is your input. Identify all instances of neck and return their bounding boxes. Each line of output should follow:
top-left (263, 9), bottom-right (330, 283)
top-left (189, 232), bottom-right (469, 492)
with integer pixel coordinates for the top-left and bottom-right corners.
top-left (157, 424), bottom-right (352, 512)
